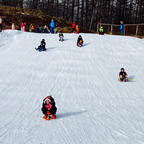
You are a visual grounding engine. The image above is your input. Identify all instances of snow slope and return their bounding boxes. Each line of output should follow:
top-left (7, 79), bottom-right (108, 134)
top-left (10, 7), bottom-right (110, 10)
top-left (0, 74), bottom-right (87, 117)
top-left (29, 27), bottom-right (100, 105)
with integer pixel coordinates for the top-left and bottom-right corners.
top-left (0, 30), bottom-right (144, 144)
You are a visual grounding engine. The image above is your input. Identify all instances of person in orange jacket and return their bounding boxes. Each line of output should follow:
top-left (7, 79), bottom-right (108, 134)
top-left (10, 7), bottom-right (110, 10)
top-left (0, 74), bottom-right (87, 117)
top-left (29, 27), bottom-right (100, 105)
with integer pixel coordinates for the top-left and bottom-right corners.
top-left (31, 25), bottom-right (35, 32)
top-left (75, 25), bottom-right (79, 34)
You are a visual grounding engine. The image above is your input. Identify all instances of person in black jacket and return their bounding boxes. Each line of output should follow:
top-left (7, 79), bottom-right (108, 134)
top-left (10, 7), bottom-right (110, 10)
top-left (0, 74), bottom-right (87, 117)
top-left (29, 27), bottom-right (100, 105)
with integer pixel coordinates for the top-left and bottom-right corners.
top-left (36, 39), bottom-right (46, 51)
top-left (77, 35), bottom-right (83, 47)
top-left (119, 68), bottom-right (128, 82)
top-left (41, 94), bottom-right (57, 120)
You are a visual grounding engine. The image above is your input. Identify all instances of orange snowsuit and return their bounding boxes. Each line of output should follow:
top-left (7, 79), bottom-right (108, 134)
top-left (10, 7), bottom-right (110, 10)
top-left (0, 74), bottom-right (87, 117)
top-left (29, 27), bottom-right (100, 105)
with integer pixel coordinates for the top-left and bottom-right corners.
top-left (75, 26), bottom-right (79, 34)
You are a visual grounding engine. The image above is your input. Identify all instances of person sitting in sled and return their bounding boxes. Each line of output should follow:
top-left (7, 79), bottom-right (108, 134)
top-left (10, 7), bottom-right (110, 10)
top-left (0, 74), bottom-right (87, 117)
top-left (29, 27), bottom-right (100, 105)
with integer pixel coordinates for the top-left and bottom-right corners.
top-left (41, 94), bottom-right (57, 120)
top-left (36, 39), bottom-right (46, 51)
top-left (119, 68), bottom-right (128, 82)
top-left (77, 35), bottom-right (83, 47)
top-left (59, 31), bottom-right (64, 41)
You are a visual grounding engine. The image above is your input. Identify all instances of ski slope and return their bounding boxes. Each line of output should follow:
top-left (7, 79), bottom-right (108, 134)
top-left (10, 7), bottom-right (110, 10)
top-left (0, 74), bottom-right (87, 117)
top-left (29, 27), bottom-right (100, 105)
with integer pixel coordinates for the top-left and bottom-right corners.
top-left (0, 30), bottom-right (144, 144)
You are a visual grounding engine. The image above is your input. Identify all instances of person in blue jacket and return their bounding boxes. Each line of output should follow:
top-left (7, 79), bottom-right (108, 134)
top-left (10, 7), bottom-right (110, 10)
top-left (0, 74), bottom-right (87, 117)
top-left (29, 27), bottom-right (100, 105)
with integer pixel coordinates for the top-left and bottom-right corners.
top-left (49, 19), bottom-right (55, 34)
top-left (120, 21), bottom-right (124, 36)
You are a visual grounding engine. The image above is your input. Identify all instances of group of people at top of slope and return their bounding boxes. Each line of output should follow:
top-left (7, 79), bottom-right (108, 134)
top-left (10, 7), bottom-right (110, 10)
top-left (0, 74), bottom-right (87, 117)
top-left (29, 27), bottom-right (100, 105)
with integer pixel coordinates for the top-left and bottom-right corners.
top-left (97, 21), bottom-right (124, 36)
top-left (72, 21), bottom-right (80, 34)
top-left (20, 19), bottom-right (58, 33)
top-left (0, 16), bottom-right (124, 37)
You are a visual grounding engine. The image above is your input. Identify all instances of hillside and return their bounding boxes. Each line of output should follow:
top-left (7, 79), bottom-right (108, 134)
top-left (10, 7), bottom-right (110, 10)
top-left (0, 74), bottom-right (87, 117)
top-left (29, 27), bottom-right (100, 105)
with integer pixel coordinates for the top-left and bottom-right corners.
top-left (0, 5), bottom-right (73, 32)
top-left (0, 30), bottom-right (144, 144)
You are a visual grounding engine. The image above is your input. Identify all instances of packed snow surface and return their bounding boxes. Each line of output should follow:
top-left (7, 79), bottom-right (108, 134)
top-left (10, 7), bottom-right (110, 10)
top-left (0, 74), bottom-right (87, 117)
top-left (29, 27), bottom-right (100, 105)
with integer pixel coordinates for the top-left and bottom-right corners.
top-left (0, 30), bottom-right (144, 144)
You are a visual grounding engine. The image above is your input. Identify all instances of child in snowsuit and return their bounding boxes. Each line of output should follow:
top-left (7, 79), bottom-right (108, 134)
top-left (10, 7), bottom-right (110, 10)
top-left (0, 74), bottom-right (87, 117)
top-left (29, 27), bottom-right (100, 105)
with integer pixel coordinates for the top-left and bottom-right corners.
top-left (119, 68), bottom-right (128, 82)
top-left (99, 26), bottom-right (104, 35)
top-left (75, 25), bottom-right (79, 34)
top-left (59, 32), bottom-right (64, 41)
top-left (36, 39), bottom-right (46, 51)
top-left (0, 16), bottom-right (2, 32)
top-left (41, 94), bottom-right (57, 120)
top-left (77, 35), bottom-right (83, 47)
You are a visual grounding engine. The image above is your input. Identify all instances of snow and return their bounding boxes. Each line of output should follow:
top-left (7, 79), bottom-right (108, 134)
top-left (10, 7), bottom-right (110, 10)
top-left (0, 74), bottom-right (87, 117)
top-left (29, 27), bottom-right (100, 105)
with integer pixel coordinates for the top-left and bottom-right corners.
top-left (0, 30), bottom-right (144, 144)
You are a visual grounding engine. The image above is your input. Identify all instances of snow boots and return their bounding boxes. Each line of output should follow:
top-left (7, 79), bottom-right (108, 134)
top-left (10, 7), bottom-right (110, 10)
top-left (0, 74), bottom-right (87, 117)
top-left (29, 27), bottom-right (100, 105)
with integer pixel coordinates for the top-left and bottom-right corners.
top-left (42, 112), bottom-right (56, 120)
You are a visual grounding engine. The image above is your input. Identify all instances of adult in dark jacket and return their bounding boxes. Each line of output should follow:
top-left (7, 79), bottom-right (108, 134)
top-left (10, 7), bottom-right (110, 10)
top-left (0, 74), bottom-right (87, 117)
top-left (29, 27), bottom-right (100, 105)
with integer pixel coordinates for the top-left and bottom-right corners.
top-left (119, 68), bottom-right (128, 82)
top-left (41, 94), bottom-right (57, 120)
top-left (77, 35), bottom-right (83, 47)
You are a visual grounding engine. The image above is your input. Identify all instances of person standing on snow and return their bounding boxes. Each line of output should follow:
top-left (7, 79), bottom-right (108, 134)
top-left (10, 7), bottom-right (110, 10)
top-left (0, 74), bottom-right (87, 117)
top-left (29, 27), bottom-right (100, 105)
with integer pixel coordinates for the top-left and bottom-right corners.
top-left (99, 26), bottom-right (104, 35)
top-left (21, 22), bottom-right (26, 32)
top-left (41, 94), bottom-right (57, 120)
top-left (72, 21), bottom-right (76, 32)
top-left (75, 25), bottom-right (79, 34)
top-left (0, 16), bottom-right (3, 32)
top-left (120, 21), bottom-right (124, 36)
top-left (11, 23), bottom-right (15, 30)
top-left (49, 19), bottom-right (55, 34)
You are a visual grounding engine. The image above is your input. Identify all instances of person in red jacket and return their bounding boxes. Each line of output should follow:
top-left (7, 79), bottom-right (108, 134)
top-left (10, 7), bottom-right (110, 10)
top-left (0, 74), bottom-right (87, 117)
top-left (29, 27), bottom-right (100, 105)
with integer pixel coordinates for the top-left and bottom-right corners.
top-left (72, 21), bottom-right (76, 32)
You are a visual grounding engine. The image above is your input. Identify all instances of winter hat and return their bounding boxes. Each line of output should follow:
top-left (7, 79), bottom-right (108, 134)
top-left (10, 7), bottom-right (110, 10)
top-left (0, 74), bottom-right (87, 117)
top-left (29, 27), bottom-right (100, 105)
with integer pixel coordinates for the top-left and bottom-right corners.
top-left (45, 98), bottom-right (51, 102)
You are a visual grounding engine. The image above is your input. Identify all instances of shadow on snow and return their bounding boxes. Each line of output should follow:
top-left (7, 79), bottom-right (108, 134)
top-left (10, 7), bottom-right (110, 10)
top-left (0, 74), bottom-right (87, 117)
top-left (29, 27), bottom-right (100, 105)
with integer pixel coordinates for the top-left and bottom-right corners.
top-left (56, 110), bottom-right (87, 119)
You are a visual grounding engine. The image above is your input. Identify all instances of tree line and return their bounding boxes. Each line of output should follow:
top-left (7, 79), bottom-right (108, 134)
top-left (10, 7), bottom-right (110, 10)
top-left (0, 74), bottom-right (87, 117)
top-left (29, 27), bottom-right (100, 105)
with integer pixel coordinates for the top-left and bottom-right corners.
top-left (0, 0), bottom-right (144, 30)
